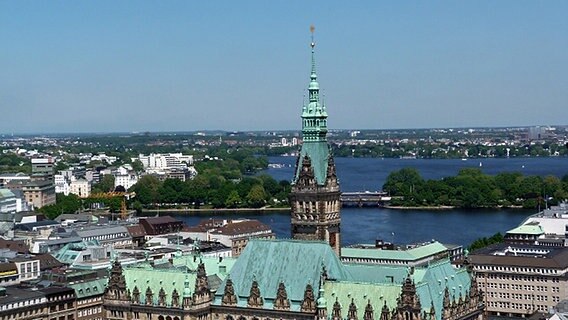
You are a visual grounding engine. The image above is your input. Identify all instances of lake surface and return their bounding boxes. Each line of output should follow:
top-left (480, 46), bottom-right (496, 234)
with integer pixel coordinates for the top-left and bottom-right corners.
top-left (175, 156), bottom-right (566, 247)
top-left (174, 207), bottom-right (529, 247)
top-left (264, 156), bottom-right (568, 191)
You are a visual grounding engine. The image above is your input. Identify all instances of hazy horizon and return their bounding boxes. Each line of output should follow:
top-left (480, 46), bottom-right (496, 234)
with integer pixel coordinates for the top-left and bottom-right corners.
top-left (1, 124), bottom-right (564, 137)
top-left (2, 1), bottom-right (567, 134)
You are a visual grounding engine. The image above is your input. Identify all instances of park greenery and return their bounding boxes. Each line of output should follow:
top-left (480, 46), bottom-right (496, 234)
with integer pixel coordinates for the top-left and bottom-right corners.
top-left (129, 170), bottom-right (290, 210)
top-left (383, 168), bottom-right (568, 209)
top-left (0, 153), bottom-right (31, 174)
top-left (129, 173), bottom-right (290, 210)
top-left (124, 150), bottom-right (284, 209)
top-left (468, 233), bottom-right (504, 252)
top-left (39, 193), bottom-right (122, 220)
top-left (124, 150), bottom-right (288, 210)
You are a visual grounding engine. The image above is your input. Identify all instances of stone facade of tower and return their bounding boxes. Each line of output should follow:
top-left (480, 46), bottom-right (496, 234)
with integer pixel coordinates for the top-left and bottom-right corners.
top-left (289, 39), bottom-right (341, 255)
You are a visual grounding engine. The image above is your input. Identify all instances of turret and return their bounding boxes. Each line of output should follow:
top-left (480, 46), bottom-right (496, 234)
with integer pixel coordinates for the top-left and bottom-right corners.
top-left (182, 274), bottom-right (192, 309)
top-left (316, 278), bottom-right (327, 320)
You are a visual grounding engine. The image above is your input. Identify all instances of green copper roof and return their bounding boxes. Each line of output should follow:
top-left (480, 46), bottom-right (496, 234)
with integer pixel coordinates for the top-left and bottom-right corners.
top-left (344, 263), bottom-right (409, 284)
top-left (0, 189), bottom-right (15, 199)
top-left (125, 266), bottom-right (188, 305)
top-left (211, 239), bottom-right (472, 318)
top-left (327, 258), bottom-right (471, 320)
top-left (507, 224), bottom-right (544, 235)
top-left (214, 239), bottom-right (350, 311)
top-left (408, 242), bottom-right (448, 259)
top-left (53, 240), bottom-right (102, 265)
top-left (413, 258), bottom-right (472, 320)
top-left (294, 142), bottom-right (330, 185)
top-left (324, 281), bottom-right (401, 319)
top-left (124, 253), bottom-right (235, 305)
top-left (69, 278), bottom-right (108, 299)
top-left (341, 241), bottom-right (448, 262)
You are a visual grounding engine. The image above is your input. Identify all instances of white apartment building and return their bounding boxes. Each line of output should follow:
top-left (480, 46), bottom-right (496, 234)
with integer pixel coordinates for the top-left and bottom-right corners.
top-left (11, 257), bottom-right (40, 282)
top-left (137, 153), bottom-right (194, 170)
top-left (70, 178), bottom-right (91, 198)
top-left (90, 153), bottom-right (117, 164)
top-left (54, 174), bottom-right (70, 195)
top-left (114, 174), bottom-right (138, 191)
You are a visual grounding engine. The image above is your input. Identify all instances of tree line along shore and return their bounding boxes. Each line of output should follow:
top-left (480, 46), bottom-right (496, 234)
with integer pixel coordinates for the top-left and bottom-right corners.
top-left (383, 167), bottom-right (568, 209)
top-left (40, 167), bottom-right (568, 220)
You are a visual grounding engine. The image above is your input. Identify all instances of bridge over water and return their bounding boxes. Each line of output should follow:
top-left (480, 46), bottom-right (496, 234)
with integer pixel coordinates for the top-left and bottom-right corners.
top-left (340, 191), bottom-right (392, 207)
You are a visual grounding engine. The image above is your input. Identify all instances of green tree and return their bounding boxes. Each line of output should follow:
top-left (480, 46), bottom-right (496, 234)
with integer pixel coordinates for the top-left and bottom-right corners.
top-left (225, 190), bottom-right (242, 208)
top-left (92, 175), bottom-right (115, 193)
top-left (494, 172), bottom-right (523, 202)
top-left (543, 175), bottom-right (562, 202)
top-left (131, 159), bottom-right (144, 172)
top-left (54, 161), bottom-right (69, 172)
top-left (383, 168), bottom-right (424, 205)
top-left (129, 175), bottom-right (161, 205)
top-left (258, 174), bottom-right (280, 198)
top-left (186, 175), bottom-right (210, 207)
top-left (39, 194), bottom-right (82, 220)
top-left (246, 184), bottom-right (267, 208)
top-left (469, 233), bottom-right (504, 252)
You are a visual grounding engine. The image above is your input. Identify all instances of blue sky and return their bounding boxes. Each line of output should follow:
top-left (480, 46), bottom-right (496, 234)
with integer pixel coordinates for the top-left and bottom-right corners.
top-left (1, 1), bottom-right (567, 133)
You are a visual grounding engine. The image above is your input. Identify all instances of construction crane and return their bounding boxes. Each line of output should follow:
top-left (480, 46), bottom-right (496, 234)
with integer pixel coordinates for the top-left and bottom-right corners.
top-left (87, 192), bottom-right (136, 220)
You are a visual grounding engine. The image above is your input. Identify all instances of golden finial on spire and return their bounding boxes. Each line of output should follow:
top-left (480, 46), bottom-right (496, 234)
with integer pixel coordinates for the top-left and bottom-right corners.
top-left (310, 24), bottom-right (315, 48)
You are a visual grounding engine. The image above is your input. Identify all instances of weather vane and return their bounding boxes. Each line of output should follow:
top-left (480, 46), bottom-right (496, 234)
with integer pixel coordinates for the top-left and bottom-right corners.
top-left (310, 24), bottom-right (315, 48)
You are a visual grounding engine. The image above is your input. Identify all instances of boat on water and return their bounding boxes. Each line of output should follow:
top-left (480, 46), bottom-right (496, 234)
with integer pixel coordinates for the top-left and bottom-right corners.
top-left (268, 163), bottom-right (288, 169)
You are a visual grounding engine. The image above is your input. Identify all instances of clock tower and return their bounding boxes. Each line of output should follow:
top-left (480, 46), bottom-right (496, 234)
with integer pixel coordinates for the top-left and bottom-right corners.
top-left (290, 27), bottom-right (341, 255)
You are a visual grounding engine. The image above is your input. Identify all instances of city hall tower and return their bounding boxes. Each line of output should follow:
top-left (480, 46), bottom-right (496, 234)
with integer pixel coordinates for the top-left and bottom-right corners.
top-left (290, 28), bottom-right (341, 255)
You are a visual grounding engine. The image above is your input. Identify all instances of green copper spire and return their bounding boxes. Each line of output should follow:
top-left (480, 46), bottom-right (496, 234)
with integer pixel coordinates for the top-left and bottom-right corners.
top-left (293, 26), bottom-right (332, 185)
top-left (302, 26), bottom-right (328, 143)
top-left (317, 275), bottom-right (327, 308)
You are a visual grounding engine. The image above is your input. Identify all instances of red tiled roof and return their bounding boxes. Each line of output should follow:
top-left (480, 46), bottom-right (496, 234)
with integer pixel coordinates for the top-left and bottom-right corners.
top-left (0, 239), bottom-right (29, 253)
top-left (126, 224), bottom-right (147, 237)
top-left (36, 253), bottom-right (64, 270)
top-left (210, 220), bottom-right (272, 236)
top-left (140, 216), bottom-right (181, 225)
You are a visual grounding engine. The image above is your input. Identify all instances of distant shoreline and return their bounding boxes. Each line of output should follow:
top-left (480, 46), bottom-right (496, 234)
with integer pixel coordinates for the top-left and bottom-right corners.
top-left (139, 204), bottom-right (528, 214)
top-left (141, 207), bottom-right (291, 215)
top-left (383, 205), bottom-right (525, 210)
top-left (383, 205), bottom-right (455, 210)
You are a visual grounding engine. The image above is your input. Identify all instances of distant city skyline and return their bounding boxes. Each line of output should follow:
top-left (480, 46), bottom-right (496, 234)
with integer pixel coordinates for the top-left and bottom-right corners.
top-left (1, 1), bottom-right (567, 134)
